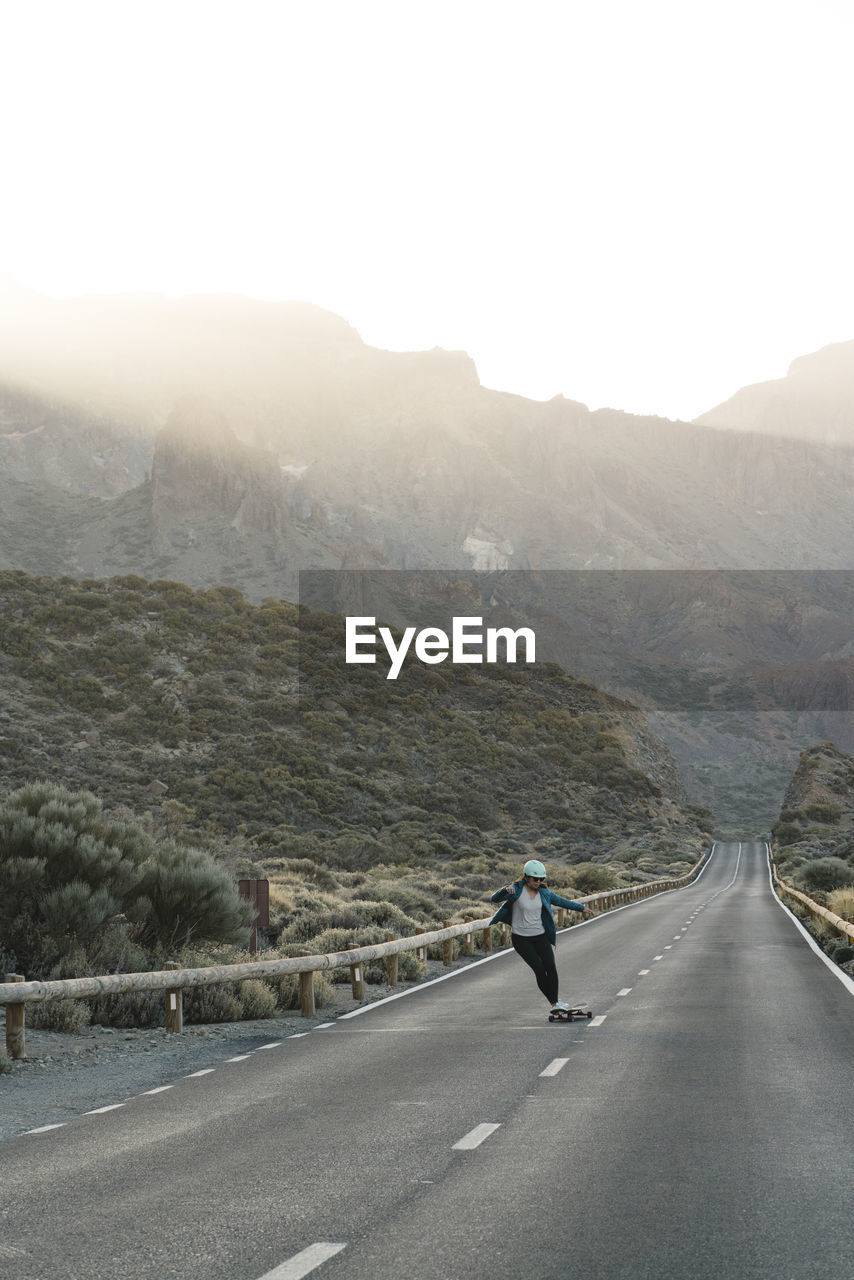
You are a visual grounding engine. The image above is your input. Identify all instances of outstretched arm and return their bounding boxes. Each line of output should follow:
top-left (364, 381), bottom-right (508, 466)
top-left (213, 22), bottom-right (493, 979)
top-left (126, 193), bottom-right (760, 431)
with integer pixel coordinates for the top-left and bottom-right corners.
top-left (490, 881), bottom-right (520, 903)
top-left (549, 892), bottom-right (595, 919)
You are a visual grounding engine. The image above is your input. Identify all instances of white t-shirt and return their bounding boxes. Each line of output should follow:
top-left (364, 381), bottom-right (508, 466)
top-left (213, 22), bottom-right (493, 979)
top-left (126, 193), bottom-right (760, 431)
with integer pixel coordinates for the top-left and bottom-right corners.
top-left (511, 888), bottom-right (545, 936)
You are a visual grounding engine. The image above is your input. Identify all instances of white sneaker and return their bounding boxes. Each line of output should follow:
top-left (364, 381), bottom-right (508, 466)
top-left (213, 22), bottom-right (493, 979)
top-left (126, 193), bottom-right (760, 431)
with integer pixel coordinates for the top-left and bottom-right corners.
top-left (550, 1001), bottom-right (569, 1013)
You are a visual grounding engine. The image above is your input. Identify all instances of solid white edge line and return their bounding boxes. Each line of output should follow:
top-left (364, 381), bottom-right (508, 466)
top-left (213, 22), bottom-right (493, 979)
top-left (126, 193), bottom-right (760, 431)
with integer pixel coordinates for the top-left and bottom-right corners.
top-left (255, 1242), bottom-right (347, 1279)
top-left (540, 1057), bottom-right (569, 1077)
top-left (765, 843), bottom-right (854, 998)
top-left (337, 843), bottom-right (720, 1022)
top-left (337, 948), bottom-right (516, 1019)
top-left (452, 1122), bottom-right (501, 1150)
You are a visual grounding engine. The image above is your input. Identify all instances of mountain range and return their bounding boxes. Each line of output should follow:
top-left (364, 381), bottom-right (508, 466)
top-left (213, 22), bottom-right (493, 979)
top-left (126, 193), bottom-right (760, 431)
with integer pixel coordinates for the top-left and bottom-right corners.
top-left (3, 281), bottom-right (854, 825)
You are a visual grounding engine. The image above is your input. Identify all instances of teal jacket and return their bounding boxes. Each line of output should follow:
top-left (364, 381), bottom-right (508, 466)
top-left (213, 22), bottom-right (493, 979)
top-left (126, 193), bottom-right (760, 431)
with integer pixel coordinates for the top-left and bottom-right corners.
top-left (489, 881), bottom-right (587, 944)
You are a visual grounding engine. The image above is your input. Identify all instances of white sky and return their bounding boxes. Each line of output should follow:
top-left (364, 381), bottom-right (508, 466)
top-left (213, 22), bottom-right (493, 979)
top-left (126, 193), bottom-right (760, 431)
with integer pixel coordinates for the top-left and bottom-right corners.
top-left (1, 0), bottom-right (853, 420)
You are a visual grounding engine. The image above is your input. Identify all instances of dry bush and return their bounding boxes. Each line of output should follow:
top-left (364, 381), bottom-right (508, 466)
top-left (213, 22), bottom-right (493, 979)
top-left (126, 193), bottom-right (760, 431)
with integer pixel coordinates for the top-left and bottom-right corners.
top-left (28, 997), bottom-right (92, 1033)
top-left (268, 971), bottom-right (334, 1009)
top-left (88, 989), bottom-right (162, 1028)
top-left (827, 887), bottom-right (854, 921)
top-left (235, 979), bottom-right (278, 1019)
top-left (183, 982), bottom-right (244, 1023)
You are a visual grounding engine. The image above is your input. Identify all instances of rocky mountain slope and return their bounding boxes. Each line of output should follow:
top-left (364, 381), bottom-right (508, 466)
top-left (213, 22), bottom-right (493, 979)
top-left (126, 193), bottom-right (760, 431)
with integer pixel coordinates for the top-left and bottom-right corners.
top-left (4, 286), bottom-right (854, 826)
top-left (771, 741), bottom-right (854, 907)
top-left (0, 571), bottom-right (709, 877)
top-left (696, 341), bottom-right (854, 445)
top-left (4, 285), bottom-right (854, 596)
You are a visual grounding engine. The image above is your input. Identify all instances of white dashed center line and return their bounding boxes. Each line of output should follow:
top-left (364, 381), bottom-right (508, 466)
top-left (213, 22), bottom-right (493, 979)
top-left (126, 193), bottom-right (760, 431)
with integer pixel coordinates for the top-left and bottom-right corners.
top-left (255, 1242), bottom-right (347, 1279)
top-left (85, 1103), bottom-right (125, 1115)
top-left (540, 1058), bottom-right (569, 1077)
top-left (453, 1122), bottom-right (501, 1150)
top-left (617, 988), bottom-right (632, 997)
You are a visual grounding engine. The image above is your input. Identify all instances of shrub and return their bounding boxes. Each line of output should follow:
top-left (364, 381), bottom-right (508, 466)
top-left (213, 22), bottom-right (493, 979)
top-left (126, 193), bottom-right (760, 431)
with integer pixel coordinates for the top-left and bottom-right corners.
top-left (772, 823), bottom-right (802, 846)
top-left (88, 989), bottom-right (164, 1029)
top-left (28, 998), bottom-right (92, 1033)
top-left (0, 783), bottom-right (252, 974)
top-left (268, 971), bottom-right (334, 1009)
top-left (236, 979), bottom-right (278, 1019)
top-left (569, 863), bottom-right (620, 894)
top-left (798, 858), bottom-right (854, 894)
top-left (827, 888), bottom-right (854, 921)
top-left (183, 983), bottom-right (244, 1024)
top-left (129, 840), bottom-right (253, 951)
top-left (804, 803), bottom-right (842, 823)
top-left (826, 941), bottom-right (854, 966)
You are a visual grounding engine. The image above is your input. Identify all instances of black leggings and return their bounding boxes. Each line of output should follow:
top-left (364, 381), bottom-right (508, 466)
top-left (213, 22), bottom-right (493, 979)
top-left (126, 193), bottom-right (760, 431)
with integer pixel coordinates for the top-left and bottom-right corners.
top-left (511, 932), bottom-right (559, 1004)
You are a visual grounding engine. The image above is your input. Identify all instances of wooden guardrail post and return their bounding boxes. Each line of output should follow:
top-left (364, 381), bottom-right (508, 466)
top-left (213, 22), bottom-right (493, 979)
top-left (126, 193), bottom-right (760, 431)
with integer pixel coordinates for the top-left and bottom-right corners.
top-left (442, 926), bottom-right (454, 966)
top-left (415, 927), bottom-right (427, 969)
top-left (481, 926), bottom-right (493, 952)
top-left (165, 960), bottom-right (183, 1034)
top-left (463, 929), bottom-right (474, 955)
top-left (386, 937), bottom-right (399, 986)
top-left (4, 974), bottom-right (25, 1060)
top-left (350, 960), bottom-right (365, 1000)
top-left (297, 951), bottom-right (315, 1016)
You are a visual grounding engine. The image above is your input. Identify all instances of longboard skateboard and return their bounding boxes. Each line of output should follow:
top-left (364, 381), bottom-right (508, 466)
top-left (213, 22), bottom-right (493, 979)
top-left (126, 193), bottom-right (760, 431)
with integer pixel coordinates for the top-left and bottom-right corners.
top-left (548, 1006), bottom-right (593, 1023)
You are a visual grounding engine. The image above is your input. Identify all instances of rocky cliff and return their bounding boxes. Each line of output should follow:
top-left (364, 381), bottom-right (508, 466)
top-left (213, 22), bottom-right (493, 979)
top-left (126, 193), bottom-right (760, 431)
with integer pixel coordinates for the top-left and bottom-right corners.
top-left (696, 340), bottom-right (854, 446)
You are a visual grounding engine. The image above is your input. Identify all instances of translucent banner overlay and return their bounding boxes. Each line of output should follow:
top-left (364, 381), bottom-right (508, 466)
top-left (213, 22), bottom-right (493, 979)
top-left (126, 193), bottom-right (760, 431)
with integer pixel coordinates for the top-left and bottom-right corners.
top-left (298, 569), bottom-right (854, 713)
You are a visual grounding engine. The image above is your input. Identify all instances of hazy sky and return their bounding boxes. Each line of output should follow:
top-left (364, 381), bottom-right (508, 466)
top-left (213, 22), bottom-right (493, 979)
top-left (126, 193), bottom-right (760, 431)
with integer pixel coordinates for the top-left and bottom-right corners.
top-left (2, 1), bottom-right (852, 420)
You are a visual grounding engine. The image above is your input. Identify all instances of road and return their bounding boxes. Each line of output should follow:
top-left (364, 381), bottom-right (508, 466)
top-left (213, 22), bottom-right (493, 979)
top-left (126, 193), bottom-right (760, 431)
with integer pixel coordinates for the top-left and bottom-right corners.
top-left (3, 842), bottom-right (854, 1280)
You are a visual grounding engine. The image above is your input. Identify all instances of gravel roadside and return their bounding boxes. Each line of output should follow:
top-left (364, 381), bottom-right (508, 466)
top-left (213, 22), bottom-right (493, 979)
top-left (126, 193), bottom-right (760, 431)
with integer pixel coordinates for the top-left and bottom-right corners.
top-left (0, 955), bottom-right (492, 1142)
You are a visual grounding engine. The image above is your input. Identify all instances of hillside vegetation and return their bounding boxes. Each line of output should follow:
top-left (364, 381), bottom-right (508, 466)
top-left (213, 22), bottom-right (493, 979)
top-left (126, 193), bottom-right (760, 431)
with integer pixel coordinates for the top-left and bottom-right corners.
top-left (772, 740), bottom-right (854, 972)
top-left (0, 570), bottom-right (710, 1020)
top-left (773, 741), bottom-right (854, 895)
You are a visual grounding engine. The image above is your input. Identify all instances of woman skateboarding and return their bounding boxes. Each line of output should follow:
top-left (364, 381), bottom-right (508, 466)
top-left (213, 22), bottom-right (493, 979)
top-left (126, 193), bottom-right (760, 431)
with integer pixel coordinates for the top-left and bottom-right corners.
top-left (490, 859), bottom-right (594, 1015)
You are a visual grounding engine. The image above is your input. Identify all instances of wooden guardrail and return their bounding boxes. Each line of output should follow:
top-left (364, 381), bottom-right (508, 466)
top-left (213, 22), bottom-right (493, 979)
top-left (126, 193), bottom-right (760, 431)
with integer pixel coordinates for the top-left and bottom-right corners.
top-left (770, 859), bottom-right (854, 945)
top-left (1, 846), bottom-right (711, 1059)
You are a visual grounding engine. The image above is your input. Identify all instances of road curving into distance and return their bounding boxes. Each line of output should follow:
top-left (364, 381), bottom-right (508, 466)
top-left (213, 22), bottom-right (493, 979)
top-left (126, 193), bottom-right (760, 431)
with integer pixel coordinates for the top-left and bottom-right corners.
top-left (3, 841), bottom-right (853, 1280)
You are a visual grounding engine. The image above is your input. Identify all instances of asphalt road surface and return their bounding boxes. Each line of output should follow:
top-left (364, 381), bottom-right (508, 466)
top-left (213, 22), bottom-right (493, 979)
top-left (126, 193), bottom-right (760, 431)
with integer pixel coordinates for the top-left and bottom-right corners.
top-left (3, 841), bottom-right (854, 1280)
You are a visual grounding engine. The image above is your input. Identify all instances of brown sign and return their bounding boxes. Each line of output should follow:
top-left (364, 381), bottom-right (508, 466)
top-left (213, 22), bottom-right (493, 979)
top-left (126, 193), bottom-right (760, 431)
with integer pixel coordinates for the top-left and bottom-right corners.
top-left (238, 878), bottom-right (270, 955)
